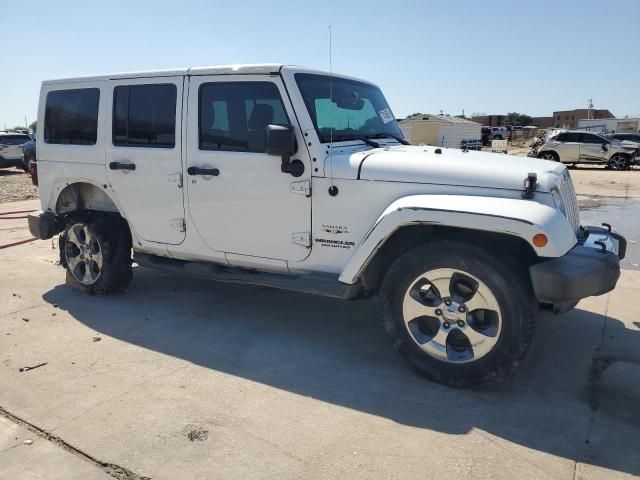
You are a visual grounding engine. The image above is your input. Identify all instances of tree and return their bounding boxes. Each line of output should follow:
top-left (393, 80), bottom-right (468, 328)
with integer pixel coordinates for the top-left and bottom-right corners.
top-left (503, 112), bottom-right (533, 127)
top-left (29, 121), bottom-right (37, 132)
top-left (403, 112), bottom-right (426, 120)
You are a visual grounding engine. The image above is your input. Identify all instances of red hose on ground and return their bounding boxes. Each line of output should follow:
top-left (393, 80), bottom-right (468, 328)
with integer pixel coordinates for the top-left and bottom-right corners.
top-left (0, 210), bottom-right (36, 215)
top-left (0, 209), bottom-right (36, 220)
top-left (0, 237), bottom-right (38, 249)
top-left (0, 210), bottom-right (38, 248)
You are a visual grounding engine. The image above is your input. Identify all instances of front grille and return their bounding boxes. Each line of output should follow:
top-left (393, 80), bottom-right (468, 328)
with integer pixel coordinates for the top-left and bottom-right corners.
top-left (557, 170), bottom-right (580, 231)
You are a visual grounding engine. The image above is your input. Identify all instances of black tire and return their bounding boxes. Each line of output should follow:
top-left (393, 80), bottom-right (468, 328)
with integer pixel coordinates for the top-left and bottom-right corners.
top-left (59, 214), bottom-right (132, 294)
top-left (608, 154), bottom-right (629, 171)
top-left (538, 151), bottom-right (559, 162)
top-left (380, 241), bottom-right (536, 387)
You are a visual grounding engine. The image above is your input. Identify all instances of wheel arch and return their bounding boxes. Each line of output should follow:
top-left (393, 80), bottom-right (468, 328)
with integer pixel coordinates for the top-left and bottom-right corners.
top-left (339, 194), bottom-right (577, 287)
top-left (55, 182), bottom-right (120, 216)
top-left (357, 224), bottom-right (539, 294)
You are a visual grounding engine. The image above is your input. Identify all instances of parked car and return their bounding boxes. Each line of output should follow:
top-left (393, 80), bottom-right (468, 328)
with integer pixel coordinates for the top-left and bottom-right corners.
top-left (21, 139), bottom-right (36, 174)
top-left (538, 131), bottom-right (638, 169)
top-left (481, 126), bottom-right (492, 146)
top-left (490, 126), bottom-right (509, 140)
top-left (0, 132), bottom-right (31, 169)
top-left (608, 133), bottom-right (640, 143)
top-left (28, 64), bottom-right (625, 387)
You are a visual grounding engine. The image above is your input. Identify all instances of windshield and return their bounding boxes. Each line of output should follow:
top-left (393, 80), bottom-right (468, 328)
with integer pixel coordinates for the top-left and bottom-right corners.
top-left (295, 73), bottom-right (403, 143)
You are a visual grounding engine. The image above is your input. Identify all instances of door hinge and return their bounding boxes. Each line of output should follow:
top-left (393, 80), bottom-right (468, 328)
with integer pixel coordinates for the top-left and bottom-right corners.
top-left (168, 173), bottom-right (183, 188)
top-left (290, 231), bottom-right (311, 248)
top-left (290, 180), bottom-right (311, 197)
top-left (170, 218), bottom-right (186, 232)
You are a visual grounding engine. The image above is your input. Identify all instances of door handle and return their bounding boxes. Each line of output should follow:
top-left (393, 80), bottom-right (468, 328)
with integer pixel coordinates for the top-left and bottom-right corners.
top-left (187, 166), bottom-right (219, 176)
top-left (109, 161), bottom-right (136, 171)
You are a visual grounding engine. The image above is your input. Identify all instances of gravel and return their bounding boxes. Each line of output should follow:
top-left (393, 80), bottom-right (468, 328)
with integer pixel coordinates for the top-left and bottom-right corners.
top-left (0, 168), bottom-right (38, 203)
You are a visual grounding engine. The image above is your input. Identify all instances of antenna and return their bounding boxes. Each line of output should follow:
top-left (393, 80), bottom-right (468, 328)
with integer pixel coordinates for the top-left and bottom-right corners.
top-left (328, 25), bottom-right (335, 190)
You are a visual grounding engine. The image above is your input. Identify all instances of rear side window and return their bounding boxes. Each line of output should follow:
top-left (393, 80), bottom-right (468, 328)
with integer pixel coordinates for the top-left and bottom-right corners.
top-left (113, 84), bottom-right (177, 148)
top-left (44, 88), bottom-right (100, 145)
top-left (199, 82), bottom-right (290, 153)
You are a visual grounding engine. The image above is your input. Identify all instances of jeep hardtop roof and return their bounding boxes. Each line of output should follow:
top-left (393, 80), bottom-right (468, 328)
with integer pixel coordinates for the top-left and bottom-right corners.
top-left (41, 64), bottom-right (371, 86)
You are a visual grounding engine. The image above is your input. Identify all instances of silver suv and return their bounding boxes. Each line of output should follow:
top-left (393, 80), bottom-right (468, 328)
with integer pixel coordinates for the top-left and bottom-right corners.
top-left (0, 131), bottom-right (32, 170)
top-left (538, 130), bottom-right (638, 170)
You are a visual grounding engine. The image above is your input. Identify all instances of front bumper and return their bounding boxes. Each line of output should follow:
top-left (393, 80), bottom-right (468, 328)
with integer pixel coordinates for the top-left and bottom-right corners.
top-left (28, 211), bottom-right (62, 240)
top-left (529, 226), bottom-right (626, 306)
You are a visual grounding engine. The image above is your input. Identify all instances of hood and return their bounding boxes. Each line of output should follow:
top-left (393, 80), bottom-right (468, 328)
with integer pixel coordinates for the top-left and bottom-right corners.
top-left (329, 145), bottom-right (565, 192)
top-left (616, 140), bottom-right (640, 150)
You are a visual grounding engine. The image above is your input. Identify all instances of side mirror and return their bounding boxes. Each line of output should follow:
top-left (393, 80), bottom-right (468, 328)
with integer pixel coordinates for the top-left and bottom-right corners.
top-left (266, 125), bottom-right (304, 177)
top-left (266, 124), bottom-right (296, 157)
top-left (601, 143), bottom-right (608, 152)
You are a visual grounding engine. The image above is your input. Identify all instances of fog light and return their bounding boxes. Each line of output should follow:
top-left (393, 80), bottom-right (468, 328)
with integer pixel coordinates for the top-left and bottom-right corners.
top-left (533, 233), bottom-right (548, 247)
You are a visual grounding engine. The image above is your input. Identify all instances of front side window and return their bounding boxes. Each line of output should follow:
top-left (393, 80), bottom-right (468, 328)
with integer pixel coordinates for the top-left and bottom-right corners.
top-left (580, 133), bottom-right (606, 144)
top-left (557, 132), bottom-right (579, 142)
top-left (295, 73), bottom-right (403, 143)
top-left (199, 82), bottom-right (290, 153)
top-left (44, 88), bottom-right (100, 145)
top-left (113, 84), bottom-right (176, 148)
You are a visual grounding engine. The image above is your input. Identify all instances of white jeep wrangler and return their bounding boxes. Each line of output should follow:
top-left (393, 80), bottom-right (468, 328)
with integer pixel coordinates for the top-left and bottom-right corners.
top-left (29, 64), bottom-right (625, 386)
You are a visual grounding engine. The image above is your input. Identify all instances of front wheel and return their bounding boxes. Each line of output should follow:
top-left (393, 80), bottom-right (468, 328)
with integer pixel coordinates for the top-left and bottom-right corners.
top-left (539, 151), bottom-right (559, 161)
top-left (380, 241), bottom-right (535, 387)
top-left (608, 154), bottom-right (629, 171)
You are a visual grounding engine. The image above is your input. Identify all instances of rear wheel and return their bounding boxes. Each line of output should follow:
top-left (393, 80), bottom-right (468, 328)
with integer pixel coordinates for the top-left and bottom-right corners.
top-left (381, 241), bottom-right (535, 387)
top-left (608, 154), bottom-right (628, 170)
top-left (60, 215), bottom-right (132, 294)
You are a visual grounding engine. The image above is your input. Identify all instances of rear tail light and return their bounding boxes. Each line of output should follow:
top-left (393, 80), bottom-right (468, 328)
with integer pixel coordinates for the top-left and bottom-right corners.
top-left (29, 162), bottom-right (38, 186)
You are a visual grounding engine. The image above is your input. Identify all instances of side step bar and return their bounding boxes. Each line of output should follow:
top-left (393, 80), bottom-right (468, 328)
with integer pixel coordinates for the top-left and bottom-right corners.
top-left (133, 253), bottom-right (361, 300)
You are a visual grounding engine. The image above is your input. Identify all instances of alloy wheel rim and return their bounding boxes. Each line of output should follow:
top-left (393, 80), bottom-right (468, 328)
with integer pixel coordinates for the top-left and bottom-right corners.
top-left (401, 268), bottom-right (502, 363)
top-left (65, 223), bottom-right (103, 285)
top-left (610, 155), bottom-right (624, 170)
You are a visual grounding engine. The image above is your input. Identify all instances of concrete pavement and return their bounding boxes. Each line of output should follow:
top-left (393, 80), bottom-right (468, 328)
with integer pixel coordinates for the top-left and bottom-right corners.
top-left (1, 184), bottom-right (639, 479)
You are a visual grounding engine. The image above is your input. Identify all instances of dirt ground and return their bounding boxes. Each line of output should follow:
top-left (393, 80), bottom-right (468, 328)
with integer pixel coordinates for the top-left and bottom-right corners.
top-left (0, 168), bottom-right (38, 203)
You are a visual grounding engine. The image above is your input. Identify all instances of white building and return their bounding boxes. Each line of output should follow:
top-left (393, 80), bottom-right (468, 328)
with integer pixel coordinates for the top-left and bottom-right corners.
top-left (399, 114), bottom-right (482, 149)
top-left (578, 118), bottom-right (640, 134)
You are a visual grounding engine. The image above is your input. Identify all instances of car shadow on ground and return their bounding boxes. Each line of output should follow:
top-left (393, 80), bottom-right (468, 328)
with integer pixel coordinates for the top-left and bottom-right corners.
top-left (43, 266), bottom-right (640, 476)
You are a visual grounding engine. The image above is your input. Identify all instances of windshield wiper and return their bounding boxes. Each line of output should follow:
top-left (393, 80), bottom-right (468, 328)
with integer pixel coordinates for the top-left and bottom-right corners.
top-left (329, 133), bottom-right (380, 148)
top-left (367, 132), bottom-right (410, 145)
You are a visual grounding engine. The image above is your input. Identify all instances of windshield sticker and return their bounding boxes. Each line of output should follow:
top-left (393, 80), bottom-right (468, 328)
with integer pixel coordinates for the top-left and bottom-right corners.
top-left (379, 108), bottom-right (394, 124)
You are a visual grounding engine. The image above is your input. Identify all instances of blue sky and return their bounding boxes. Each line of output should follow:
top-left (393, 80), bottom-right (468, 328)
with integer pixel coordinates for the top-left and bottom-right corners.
top-left (1, 0), bottom-right (638, 128)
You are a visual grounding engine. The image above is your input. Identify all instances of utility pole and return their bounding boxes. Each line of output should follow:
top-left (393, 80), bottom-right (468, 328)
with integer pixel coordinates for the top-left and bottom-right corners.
top-left (587, 99), bottom-right (593, 120)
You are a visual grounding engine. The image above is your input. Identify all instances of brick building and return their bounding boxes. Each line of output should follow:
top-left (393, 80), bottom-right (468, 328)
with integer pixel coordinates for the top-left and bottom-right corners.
top-left (553, 109), bottom-right (614, 129)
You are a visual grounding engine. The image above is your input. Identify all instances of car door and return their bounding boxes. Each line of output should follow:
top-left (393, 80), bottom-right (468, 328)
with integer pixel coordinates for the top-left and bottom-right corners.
top-left (553, 132), bottom-right (580, 162)
top-left (579, 133), bottom-right (609, 162)
top-left (185, 75), bottom-right (311, 262)
top-left (105, 77), bottom-right (186, 245)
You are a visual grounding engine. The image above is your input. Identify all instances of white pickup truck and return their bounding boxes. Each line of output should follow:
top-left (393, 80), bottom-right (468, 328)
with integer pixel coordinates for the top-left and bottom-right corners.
top-left (28, 64), bottom-right (625, 386)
